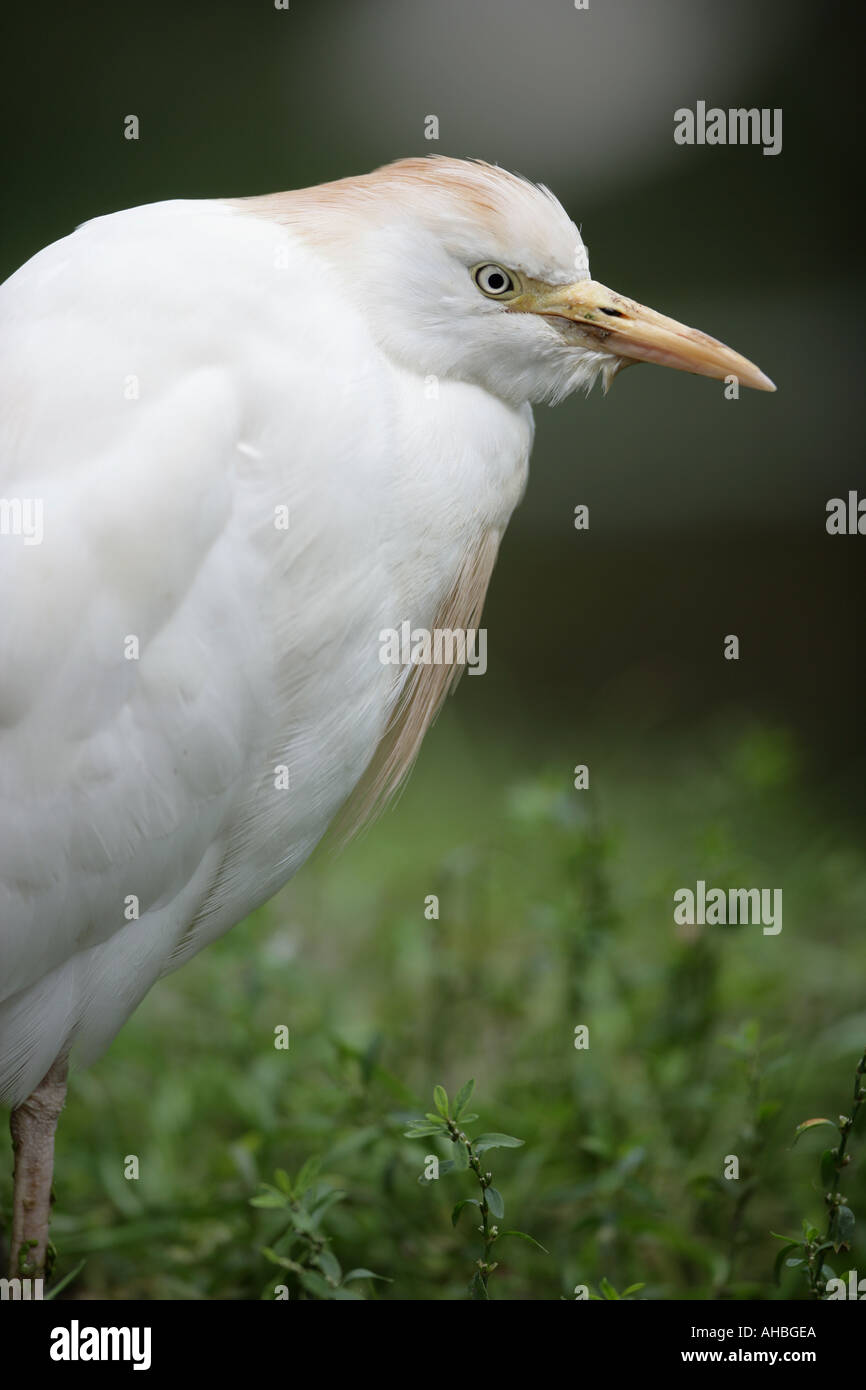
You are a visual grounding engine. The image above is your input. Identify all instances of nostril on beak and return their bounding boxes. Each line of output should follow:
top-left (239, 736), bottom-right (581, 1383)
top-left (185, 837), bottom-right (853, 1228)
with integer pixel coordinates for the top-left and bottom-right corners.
top-left (601, 307), bottom-right (625, 318)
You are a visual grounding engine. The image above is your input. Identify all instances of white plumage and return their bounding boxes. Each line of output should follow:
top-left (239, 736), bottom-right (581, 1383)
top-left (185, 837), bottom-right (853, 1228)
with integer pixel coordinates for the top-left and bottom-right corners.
top-left (0, 169), bottom-right (538, 1103)
top-left (0, 157), bottom-right (773, 1274)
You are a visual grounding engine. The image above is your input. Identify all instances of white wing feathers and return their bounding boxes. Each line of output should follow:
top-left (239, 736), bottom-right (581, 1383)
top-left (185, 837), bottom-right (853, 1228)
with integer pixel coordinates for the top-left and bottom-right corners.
top-left (0, 200), bottom-right (530, 1103)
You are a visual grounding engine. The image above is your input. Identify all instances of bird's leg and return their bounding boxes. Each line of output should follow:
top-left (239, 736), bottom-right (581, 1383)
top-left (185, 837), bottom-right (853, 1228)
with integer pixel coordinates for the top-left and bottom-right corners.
top-left (8, 1056), bottom-right (68, 1279)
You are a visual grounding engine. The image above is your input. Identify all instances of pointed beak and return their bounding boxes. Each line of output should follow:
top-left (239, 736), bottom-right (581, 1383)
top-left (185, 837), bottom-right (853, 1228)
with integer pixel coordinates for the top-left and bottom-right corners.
top-left (526, 278), bottom-right (776, 392)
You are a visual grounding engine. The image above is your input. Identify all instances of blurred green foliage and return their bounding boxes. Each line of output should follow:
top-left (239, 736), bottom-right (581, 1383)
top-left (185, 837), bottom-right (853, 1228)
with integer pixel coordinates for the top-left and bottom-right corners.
top-left (8, 711), bottom-right (863, 1301)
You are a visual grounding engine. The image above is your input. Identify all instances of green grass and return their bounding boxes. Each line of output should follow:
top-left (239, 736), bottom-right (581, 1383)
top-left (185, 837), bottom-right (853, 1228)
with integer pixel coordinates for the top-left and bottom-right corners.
top-left (8, 710), bottom-right (866, 1300)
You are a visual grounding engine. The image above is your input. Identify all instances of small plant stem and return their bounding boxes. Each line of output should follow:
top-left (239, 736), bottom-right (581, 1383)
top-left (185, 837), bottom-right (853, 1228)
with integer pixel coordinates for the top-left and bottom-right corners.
top-left (808, 1047), bottom-right (866, 1297)
top-left (446, 1118), bottom-right (497, 1293)
top-left (272, 1202), bottom-right (328, 1277)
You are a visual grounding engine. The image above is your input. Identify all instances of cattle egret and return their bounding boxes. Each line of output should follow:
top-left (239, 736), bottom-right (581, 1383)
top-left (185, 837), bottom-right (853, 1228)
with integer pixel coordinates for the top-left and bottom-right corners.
top-left (0, 156), bottom-right (774, 1277)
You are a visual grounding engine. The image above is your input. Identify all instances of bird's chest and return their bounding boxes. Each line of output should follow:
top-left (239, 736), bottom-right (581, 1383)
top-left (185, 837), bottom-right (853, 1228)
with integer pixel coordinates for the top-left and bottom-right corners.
top-left (219, 376), bottom-right (532, 901)
top-left (388, 378), bottom-right (531, 594)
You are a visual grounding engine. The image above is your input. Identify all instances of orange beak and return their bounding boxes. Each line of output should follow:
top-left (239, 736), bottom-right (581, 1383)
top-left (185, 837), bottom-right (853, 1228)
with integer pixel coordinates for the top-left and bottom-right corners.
top-left (525, 278), bottom-right (775, 392)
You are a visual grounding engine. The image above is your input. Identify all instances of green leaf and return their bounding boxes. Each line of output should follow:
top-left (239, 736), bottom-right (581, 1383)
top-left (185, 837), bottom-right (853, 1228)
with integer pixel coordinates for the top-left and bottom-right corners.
top-left (342, 1268), bottom-right (391, 1284)
top-left (288, 1206), bottom-right (315, 1233)
top-left (469, 1271), bottom-right (489, 1301)
top-left (485, 1186), bottom-right (505, 1219)
top-left (773, 1243), bottom-right (800, 1285)
top-left (309, 1189), bottom-right (346, 1220)
top-left (458, 1113), bottom-right (479, 1124)
top-left (298, 1269), bottom-right (334, 1299)
top-left (454, 1079), bottom-right (475, 1118)
top-left (770, 1230), bottom-right (802, 1243)
top-left (453, 1139), bottom-right (470, 1171)
top-left (474, 1133), bottom-right (524, 1154)
top-left (600, 1277), bottom-right (620, 1300)
top-left (314, 1248), bottom-right (342, 1284)
top-left (294, 1155), bottom-right (321, 1194)
top-left (404, 1123), bottom-right (448, 1139)
top-left (792, 1118), bottom-right (838, 1145)
top-left (452, 1198), bottom-right (480, 1227)
top-left (621, 1283), bottom-right (646, 1298)
top-left (434, 1085), bottom-right (449, 1118)
top-left (835, 1206), bottom-right (855, 1250)
top-left (499, 1229), bottom-right (549, 1254)
top-left (274, 1169), bottom-right (293, 1196)
top-left (250, 1191), bottom-right (288, 1209)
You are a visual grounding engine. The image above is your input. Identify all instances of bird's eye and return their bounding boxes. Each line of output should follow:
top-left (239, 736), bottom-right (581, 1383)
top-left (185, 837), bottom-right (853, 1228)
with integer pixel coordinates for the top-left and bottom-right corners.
top-left (473, 263), bottom-right (516, 298)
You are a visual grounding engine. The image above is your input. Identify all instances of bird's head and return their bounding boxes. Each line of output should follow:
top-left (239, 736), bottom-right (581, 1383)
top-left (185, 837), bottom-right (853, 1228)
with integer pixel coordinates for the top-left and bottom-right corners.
top-left (247, 156), bottom-right (775, 407)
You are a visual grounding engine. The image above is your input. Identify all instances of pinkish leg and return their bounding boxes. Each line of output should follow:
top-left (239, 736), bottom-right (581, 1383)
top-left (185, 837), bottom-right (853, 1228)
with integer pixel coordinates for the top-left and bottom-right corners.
top-left (9, 1056), bottom-right (68, 1278)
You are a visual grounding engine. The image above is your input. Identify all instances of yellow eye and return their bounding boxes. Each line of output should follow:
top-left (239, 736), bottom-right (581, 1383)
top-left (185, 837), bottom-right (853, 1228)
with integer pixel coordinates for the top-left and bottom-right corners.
top-left (473, 263), bottom-right (517, 298)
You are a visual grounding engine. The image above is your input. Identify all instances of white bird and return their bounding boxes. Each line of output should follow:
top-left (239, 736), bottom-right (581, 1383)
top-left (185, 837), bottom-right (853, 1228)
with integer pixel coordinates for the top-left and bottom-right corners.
top-left (0, 156), bottom-right (774, 1277)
